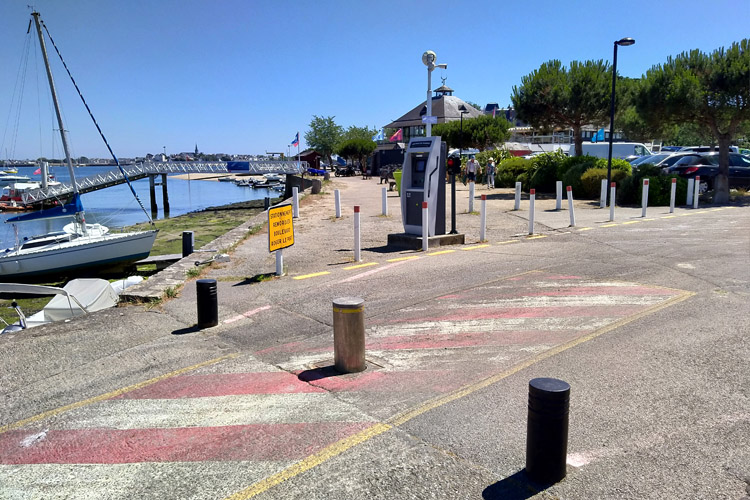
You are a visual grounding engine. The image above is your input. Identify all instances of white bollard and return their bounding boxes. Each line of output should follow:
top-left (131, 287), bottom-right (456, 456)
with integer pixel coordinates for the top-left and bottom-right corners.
top-left (686, 178), bottom-right (694, 206)
top-left (669, 178), bottom-right (677, 213)
top-left (480, 194), bottom-right (487, 241)
top-left (693, 176), bottom-right (700, 209)
top-left (421, 202), bottom-right (429, 252)
top-left (275, 249), bottom-right (283, 276)
top-left (381, 187), bottom-right (388, 216)
top-left (335, 189), bottom-right (342, 218)
top-left (567, 186), bottom-right (576, 227)
top-left (600, 179), bottom-right (607, 209)
top-left (469, 182), bottom-right (475, 213)
top-left (292, 187), bottom-right (299, 218)
top-left (641, 179), bottom-right (649, 218)
top-left (609, 183), bottom-right (616, 222)
top-left (514, 182), bottom-right (522, 210)
top-left (556, 181), bottom-right (562, 211)
top-left (353, 205), bottom-right (361, 262)
top-left (529, 189), bottom-right (536, 235)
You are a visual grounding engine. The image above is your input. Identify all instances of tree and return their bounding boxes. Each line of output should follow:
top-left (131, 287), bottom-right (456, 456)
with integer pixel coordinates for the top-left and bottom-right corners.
top-left (433, 115), bottom-right (511, 151)
top-left (336, 138), bottom-right (376, 173)
top-left (304, 115), bottom-right (343, 168)
top-left (511, 60), bottom-right (612, 156)
top-left (341, 125), bottom-right (377, 142)
top-left (636, 39), bottom-right (750, 203)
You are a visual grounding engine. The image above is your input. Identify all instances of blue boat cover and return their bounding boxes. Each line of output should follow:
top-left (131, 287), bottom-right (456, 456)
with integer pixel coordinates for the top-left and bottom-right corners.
top-left (5, 194), bottom-right (84, 223)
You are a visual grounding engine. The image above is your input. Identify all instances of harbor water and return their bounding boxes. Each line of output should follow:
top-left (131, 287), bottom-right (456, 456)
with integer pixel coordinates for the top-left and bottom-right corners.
top-left (1, 166), bottom-right (279, 251)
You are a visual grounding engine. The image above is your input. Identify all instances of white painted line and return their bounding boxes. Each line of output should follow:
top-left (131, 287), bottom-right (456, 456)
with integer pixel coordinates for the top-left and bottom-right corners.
top-left (224, 305), bottom-right (272, 324)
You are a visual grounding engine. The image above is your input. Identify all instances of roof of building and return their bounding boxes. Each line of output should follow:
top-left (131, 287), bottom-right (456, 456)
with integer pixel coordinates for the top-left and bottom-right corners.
top-left (385, 95), bottom-right (483, 129)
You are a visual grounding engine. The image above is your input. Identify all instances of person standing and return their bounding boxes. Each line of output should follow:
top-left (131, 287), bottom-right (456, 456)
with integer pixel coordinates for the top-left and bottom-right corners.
top-left (466, 156), bottom-right (478, 183)
top-left (486, 157), bottom-right (496, 189)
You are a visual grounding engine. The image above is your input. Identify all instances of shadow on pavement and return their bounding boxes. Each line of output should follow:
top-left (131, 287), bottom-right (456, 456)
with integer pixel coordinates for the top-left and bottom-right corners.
top-left (482, 470), bottom-right (550, 500)
top-left (297, 365), bottom-right (342, 382)
top-left (171, 325), bottom-right (202, 335)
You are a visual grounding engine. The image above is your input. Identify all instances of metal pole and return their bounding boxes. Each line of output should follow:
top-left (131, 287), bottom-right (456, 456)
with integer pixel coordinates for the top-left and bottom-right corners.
top-left (426, 67), bottom-right (432, 137)
top-left (641, 179), bottom-right (649, 217)
top-left (480, 195), bottom-right (487, 241)
top-left (609, 183), bottom-right (616, 221)
top-left (606, 41), bottom-right (619, 207)
top-left (529, 189), bottom-right (536, 235)
top-left (354, 206), bottom-right (361, 262)
top-left (332, 297), bottom-right (366, 373)
top-left (669, 178), bottom-right (677, 213)
top-left (422, 202), bottom-right (429, 252)
top-left (275, 249), bottom-right (283, 276)
top-left (555, 181), bottom-right (562, 211)
top-left (600, 179), bottom-right (607, 208)
top-left (292, 186), bottom-right (299, 218)
top-left (335, 189), bottom-right (341, 218)
top-left (381, 187), bottom-right (388, 216)
top-left (469, 182), bottom-right (475, 213)
top-left (514, 182), bottom-right (522, 210)
top-left (693, 176), bottom-right (700, 209)
top-left (567, 186), bottom-right (576, 227)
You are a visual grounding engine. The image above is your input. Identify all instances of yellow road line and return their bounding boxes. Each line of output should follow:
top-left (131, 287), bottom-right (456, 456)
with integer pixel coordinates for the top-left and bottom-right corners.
top-left (623, 220), bottom-right (642, 225)
top-left (462, 244), bottom-right (491, 251)
top-left (643, 218), bottom-right (655, 221)
top-left (497, 240), bottom-right (520, 245)
top-left (710, 208), bottom-right (723, 212)
top-left (661, 215), bottom-right (677, 219)
top-left (526, 235), bottom-right (547, 240)
top-left (226, 286), bottom-right (695, 499)
top-left (601, 223), bottom-right (618, 227)
top-left (343, 262), bottom-right (378, 270)
top-left (386, 256), bottom-right (420, 262)
top-left (292, 271), bottom-right (331, 280)
top-left (577, 227), bottom-right (593, 231)
top-left (427, 250), bottom-right (456, 256)
top-left (0, 353), bottom-right (239, 435)
top-left (679, 213), bottom-right (692, 217)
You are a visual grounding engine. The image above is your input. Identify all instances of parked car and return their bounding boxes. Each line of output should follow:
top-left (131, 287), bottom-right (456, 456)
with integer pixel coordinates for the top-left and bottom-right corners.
top-left (664, 152), bottom-right (750, 191)
top-left (630, 153), bottom-right (673, 167)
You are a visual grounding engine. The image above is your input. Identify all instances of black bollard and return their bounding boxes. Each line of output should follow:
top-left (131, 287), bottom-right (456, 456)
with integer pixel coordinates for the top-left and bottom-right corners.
top-left (525, 377), bottom-right (570, 484)
top-left (196, 279), bottom-right (218, 329)
top-left (264, 197), bottom-right (270, 210)
top-left (182, 231), bottom-right (194, 257)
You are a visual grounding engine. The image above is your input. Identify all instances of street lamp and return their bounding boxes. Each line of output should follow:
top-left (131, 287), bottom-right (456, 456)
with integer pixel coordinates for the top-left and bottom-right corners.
top-left (606, 37), bottom-right (635, 206)
top-left (422, 51), bottom-right (447, 137)
top-left (450, 104), bottom-right (470, 234)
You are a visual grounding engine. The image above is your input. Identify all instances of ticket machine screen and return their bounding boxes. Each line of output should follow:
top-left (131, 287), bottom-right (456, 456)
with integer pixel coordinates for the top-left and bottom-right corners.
top-left (411, 155), bottom-right (426, 187)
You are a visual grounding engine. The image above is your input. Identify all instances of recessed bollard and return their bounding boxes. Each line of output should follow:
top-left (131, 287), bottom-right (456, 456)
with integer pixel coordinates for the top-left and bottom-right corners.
top-left (641, 178), bottom-right (649, 217)
top-left (600, 179), bottom-right (607, 209)
top-left (609, 182), bottom-right (616, 222)
top-left (526, 377), bottom-right (570, 484)
top-left (555, 181), bottom-right (562, 211)
top-left (669, 178), bottom-right (677, 213)
top-left (182, 231), bottom-right (194, 257)
top-left (693, 176), bottom-right (700, 209)
top-left (480, 194), bottom-right (487, 241)
top-left (686, 178), bottom-right (694, 206)
top-left (353, 205), bottom-right (361, 262)
top-left (422, 201), bottom-right (429, 252)
top-left (469, 182), bottom-right (475, 213)
top-left (529, 189), bottom-right (536, 235)
top-left (332, 297), bottom-right (366, 373)
top-left (514, 182), bottom-right (522, 210)
top-left (196, 279), bottom-right (218, 329)
top-left (566, 186), bottom-right (576, 227)
top-left (335, 189), bottom-right (342, 218)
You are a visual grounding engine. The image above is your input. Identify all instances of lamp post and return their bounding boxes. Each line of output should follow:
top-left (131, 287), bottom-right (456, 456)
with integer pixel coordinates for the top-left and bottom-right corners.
top-left (422, 51), bottom-right (447, 137)
top-left (606, 37), bottom-right (635, 206)
top-left (450, 104), bottom-right (470, 234)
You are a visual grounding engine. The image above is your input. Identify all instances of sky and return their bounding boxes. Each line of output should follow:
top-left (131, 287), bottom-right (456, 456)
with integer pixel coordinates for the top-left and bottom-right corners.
top-left (1, 0), bottom-right (747, 160)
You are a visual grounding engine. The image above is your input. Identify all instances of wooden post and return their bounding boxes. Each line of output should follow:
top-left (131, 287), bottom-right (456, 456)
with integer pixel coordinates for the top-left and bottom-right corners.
top-left (161, 173), bottom-right (169, 217)
top-left (149, 174), bottom-right (158, 217)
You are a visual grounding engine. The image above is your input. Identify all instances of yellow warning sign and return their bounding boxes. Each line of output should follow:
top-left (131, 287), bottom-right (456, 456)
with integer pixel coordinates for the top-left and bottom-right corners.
top-left (268, 204), bottom-right (294, 252)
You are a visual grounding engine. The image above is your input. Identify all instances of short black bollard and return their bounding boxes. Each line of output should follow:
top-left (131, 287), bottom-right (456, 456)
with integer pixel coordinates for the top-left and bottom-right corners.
top-left (196, 279), bottom-right (218, 329)
top-left (182, 231), bottom-right (194, 257)
top-left (525, 377), bottom-right (570, 484)
top-left (264, 196), bottom-right (270, 210)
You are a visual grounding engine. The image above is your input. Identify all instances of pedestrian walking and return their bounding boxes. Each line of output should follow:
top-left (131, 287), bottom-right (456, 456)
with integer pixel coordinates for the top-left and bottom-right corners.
top-left (466, 156), bottom-right (478, 183)
top-left (486, 157), bottom-right (496, 189)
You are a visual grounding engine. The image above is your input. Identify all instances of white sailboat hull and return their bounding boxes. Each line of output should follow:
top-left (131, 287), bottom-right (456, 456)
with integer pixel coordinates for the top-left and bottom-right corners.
top-left (0, 230), bottom-right (157, 280)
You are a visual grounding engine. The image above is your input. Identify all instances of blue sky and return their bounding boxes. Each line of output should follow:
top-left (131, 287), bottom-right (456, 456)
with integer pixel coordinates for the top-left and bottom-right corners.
top-left (1, 0), bottom-right (747, 160)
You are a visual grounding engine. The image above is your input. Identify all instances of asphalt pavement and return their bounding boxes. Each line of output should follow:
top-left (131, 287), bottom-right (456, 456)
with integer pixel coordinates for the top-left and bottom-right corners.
top-left (1, 175), bottom-right (748, 500)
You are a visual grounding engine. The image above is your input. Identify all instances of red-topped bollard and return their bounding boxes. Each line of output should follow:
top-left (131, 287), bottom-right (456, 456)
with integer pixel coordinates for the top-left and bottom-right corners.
top-left (526, 377), bottom-right (570, 484)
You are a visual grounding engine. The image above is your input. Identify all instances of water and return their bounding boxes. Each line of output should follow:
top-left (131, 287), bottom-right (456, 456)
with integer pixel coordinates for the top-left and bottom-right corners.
top-left (1, 166), bottom-right (278, 250)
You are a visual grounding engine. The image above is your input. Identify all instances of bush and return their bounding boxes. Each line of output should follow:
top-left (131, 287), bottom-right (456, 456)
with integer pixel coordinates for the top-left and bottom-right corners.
top-left (529, 151), bottom-right (567, 192)
top-left (496, 157), bottom-right (532, 188)
top-left (580, 168), bottom-right (629, 198)
top-left (557, 155), bottom-right (598, 180)
top-left (618, 164), bottom-right (687, 206)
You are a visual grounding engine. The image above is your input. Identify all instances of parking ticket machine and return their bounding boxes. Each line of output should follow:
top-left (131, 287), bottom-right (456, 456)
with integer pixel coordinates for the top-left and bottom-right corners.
top-left (400, 137), bottom-right (446, 236)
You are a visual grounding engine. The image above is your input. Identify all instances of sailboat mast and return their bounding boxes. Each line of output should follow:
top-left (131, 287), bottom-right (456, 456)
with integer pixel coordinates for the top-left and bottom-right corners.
top-left (31, 12), bottom-right (78, 196)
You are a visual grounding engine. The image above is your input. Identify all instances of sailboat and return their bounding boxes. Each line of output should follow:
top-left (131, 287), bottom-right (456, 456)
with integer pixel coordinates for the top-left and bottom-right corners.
top-left (0, 12), bottom-right (157, 281)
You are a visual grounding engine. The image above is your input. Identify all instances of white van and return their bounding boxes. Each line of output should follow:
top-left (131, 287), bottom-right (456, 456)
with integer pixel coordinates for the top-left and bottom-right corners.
top-left (575, 142), bottom-right (651, 160)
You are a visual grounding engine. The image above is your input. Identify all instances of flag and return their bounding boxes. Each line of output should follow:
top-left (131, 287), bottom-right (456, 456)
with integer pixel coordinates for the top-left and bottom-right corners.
top-left (290, 132), bottom-right (299, 147)
top-left (492, 107), bottom-right (496, 118)
top-left (33, 168), bottom-right (41, 175)
top-left (372, 129), bottom-right (385, 141)
top-left (596, 128), bottom-right (605, 142)
top-left (389, 128), bottom-right (403, 142)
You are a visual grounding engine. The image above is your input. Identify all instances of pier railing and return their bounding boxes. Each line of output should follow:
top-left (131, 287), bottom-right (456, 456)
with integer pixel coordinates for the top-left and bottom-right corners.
top-left (20, 160), bottom-right (307, 204)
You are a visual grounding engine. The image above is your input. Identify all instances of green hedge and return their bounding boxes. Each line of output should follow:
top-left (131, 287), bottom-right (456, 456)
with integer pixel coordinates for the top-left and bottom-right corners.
top-left (496, 157), bottom-right (533, 188)
top-left (618, 164), bottom-right (687, 206)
